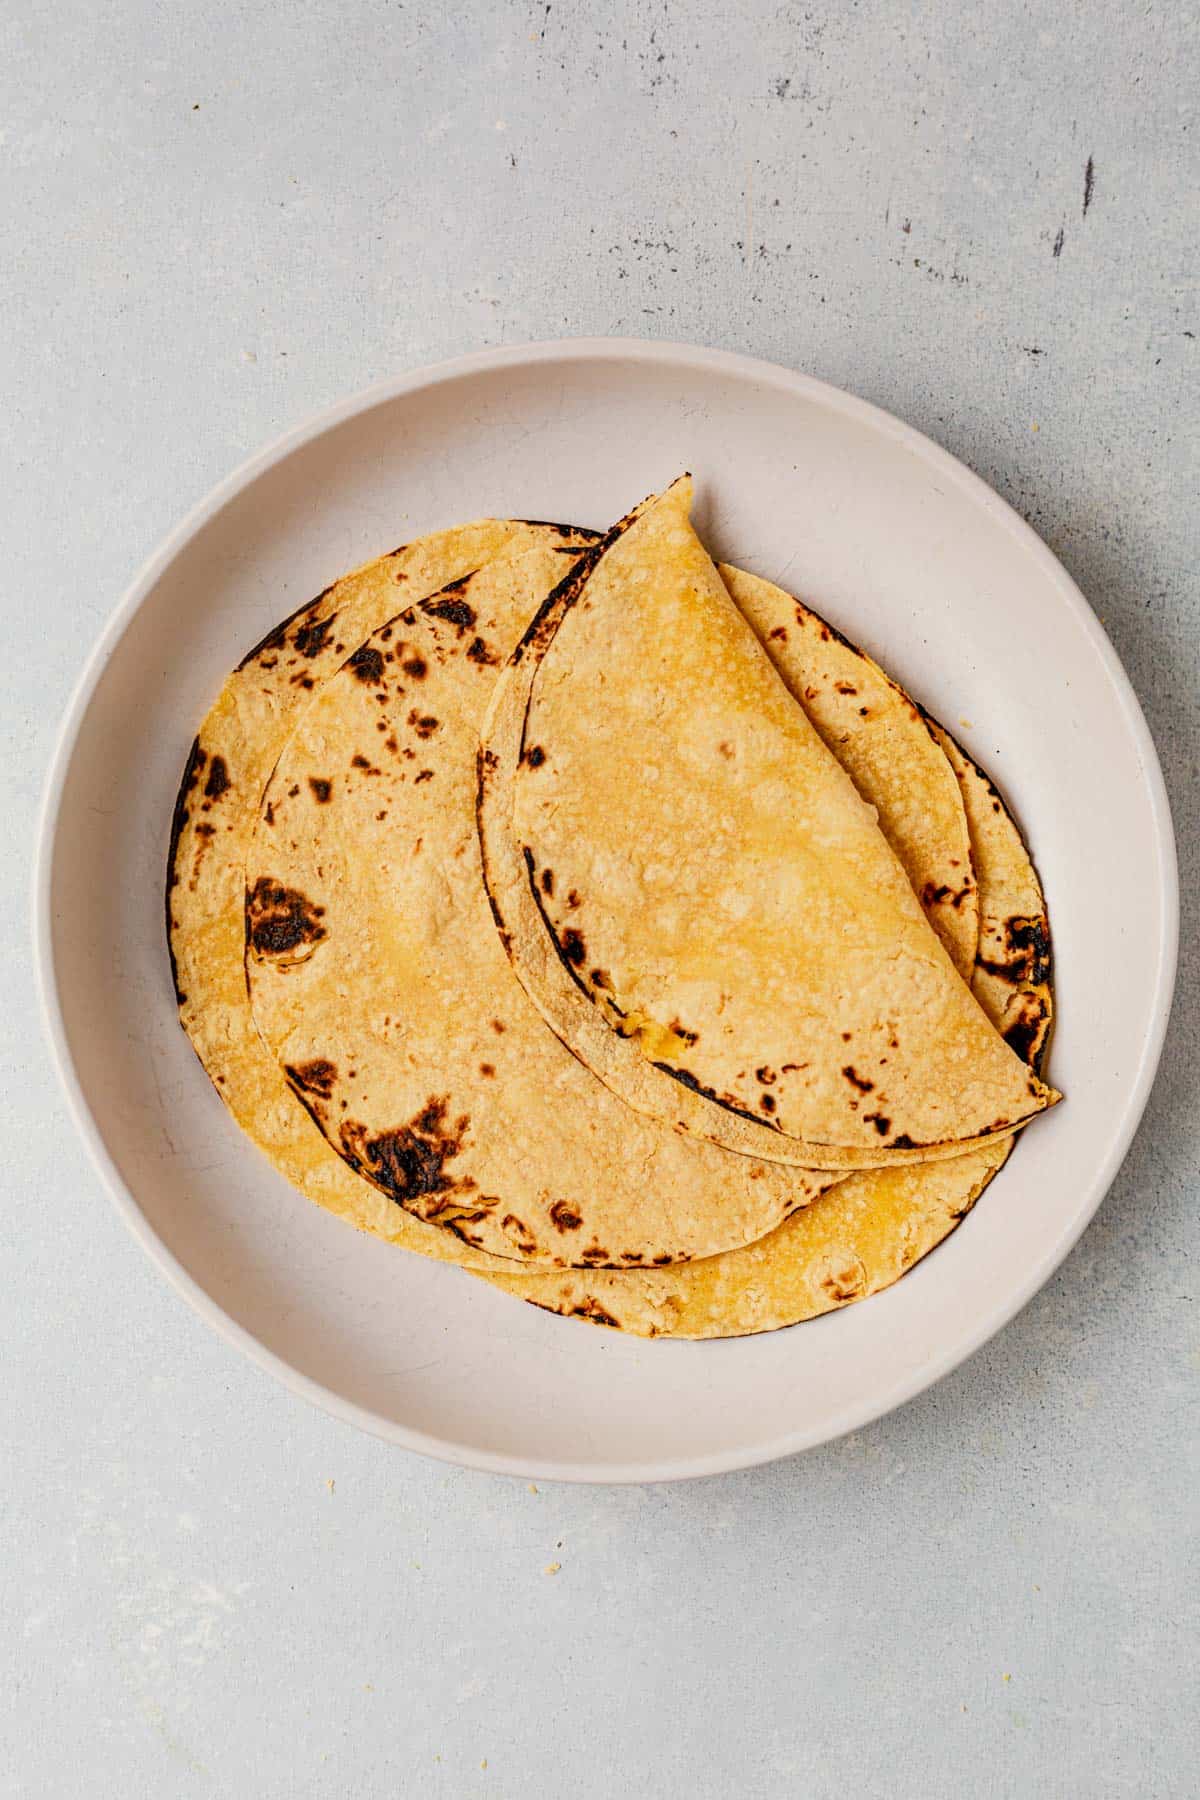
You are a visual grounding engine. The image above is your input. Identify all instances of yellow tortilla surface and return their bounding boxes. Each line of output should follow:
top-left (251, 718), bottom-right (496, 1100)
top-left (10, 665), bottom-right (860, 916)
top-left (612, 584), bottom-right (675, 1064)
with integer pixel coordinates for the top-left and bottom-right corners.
top-left (244, 535), bottom-right (837, 1269)
top-left (721, 564), bottom-right (979, 981)
top-left (168, 520), bottom-right (598, 1273)
top-left (478, 477), bottom-right (1057, 1170)
top-left (474, 728), bottom-right (1052, 1336)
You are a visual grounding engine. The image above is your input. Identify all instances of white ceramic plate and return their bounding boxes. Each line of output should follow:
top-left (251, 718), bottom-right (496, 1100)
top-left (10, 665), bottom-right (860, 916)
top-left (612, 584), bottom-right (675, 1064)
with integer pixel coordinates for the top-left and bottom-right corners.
top-left (35, 340), bottom-right (1177, 1483)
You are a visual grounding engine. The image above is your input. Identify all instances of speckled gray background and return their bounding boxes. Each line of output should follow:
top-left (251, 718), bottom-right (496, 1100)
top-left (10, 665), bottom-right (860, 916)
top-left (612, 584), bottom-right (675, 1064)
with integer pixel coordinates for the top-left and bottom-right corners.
top-left (3, 3), bottom-right (1197, 1795)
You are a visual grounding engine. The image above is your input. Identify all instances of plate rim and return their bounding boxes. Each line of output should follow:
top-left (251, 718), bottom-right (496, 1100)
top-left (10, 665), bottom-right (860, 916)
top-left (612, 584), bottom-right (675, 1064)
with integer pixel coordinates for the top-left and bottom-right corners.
top-left (32, 335), bottom-right (1180, 1483)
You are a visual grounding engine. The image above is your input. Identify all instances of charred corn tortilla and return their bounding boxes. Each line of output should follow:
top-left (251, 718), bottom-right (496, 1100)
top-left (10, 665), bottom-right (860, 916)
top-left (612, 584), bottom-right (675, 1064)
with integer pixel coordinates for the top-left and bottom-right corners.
top-left (244, 535), bottom-right (837, 1269)
top-left (474, 730), bottom-right (1052, 1337)
top-left (478, 477), bottom-right (1057, 1170)
top-left (168, 519), bottom-right (601, 1274)
top-left (170, 478), bottom-right (1058, 1329)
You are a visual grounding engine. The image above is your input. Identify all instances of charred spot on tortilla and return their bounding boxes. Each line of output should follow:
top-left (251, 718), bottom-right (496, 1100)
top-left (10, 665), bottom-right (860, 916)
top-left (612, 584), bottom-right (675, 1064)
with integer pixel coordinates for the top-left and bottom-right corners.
top-left (246, 876), bottom-right (327, 959)
top-left (524, 744), bottom-right (546, 768)
top-left (402, 655), bottom-right (428, 679)
top-left (420, 578), bottom-right (477, 632)
top-left (923, 879), bottom-right (972, 910)
top-left (234, 586), bottom-right (334, 671)
top-left (308, 777), bottom-right (332, 803)
top-left (567, 1299), bottom-right (621, 1329)
top-left (520, 552), bottom-right (606, 675)
top-left (348, 645), bottom-right (385, 685)
top-left (165, 736), bottom-right (210, 1003)
top-left (1003, 915), bottom-right (1052, 986)
top-left (167, 739), bottom-right (204, 868)
top-left (540, 867), bottom-right (554, 896)
top-left (515, 520), bottom-right (603, 540)
top-left (652, 1062), bottom-right (772, 1131)
top-left (549, 1201), bottom-right (583, 1232)
top-left (293, 612), bottom-right (338, 659)
top-left (842, 1065), bottom-right (875, 1094)
top-left (203, 755), bottom-right (231, 802)
top-left (820, 1258), bottom-right (867, 1302)
top-left (863, 1111), bottom-right (892, 1136)
top-left (285, 1059), bottom-right (338, 1100)
top-left (482, 868), bottom-right (509, 941)
top-left (337, 1097), bottom-right (469, 1205)
top-left (466, 637), bottom-right (497, 665)
top-left (1004, 994), bottom-right (1052, 1066)
top-left (522, 847), bottom-right (593, 999)
top-left (408, 710), bottom-right (439, 739)
top-left (476, 745), bottom-right (499, 795)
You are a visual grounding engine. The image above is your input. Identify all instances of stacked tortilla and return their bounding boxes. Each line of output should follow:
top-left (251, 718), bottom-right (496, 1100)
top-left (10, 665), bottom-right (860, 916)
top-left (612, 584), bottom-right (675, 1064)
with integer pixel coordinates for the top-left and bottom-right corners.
top-left (169, 479), bottom-right (1057, 1338)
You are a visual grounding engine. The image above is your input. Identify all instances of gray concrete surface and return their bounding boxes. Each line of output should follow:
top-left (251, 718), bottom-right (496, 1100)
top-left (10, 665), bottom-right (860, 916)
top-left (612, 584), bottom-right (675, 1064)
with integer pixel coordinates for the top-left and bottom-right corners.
top-left (3, 2), bottom-right (1197, 1795)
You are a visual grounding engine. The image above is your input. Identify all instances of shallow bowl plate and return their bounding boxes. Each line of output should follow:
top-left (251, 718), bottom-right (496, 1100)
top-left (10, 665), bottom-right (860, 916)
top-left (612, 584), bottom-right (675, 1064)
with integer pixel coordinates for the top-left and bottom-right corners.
top-left (35, 339), bottom-right (1177, 1482)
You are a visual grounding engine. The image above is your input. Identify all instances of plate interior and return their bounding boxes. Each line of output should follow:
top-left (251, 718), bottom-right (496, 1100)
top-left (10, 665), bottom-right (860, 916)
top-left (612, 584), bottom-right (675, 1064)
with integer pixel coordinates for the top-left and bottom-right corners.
top-left (40, 345), bottom-right (1174, 1478)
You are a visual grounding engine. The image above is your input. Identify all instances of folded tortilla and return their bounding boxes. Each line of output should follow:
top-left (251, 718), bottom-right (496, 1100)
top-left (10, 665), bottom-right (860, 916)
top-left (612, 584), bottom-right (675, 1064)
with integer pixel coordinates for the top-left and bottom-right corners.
top-left (244, 535), bottom-right (838, 1268)
top-left (478, 477), bottom-right (1058, 1170)
top-left (474, 728), bottom-right (1053, 1336)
